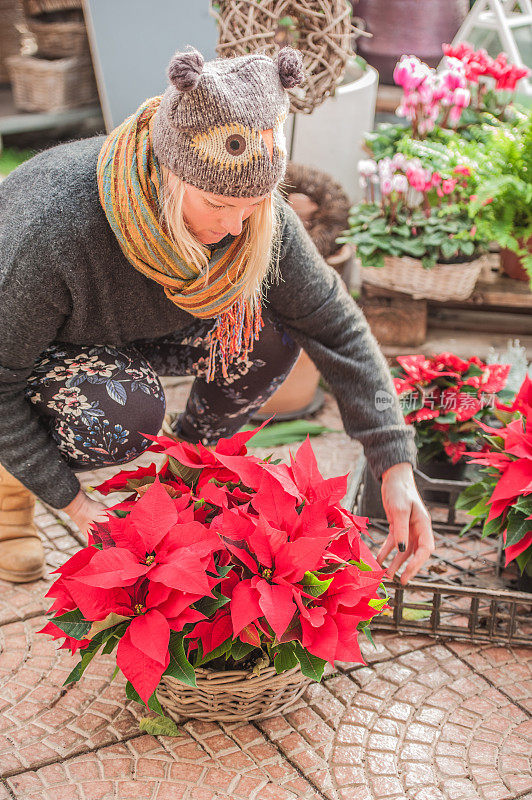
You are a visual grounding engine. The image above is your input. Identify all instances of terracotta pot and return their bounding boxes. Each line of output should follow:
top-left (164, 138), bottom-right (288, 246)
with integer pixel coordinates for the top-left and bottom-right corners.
top-left (500, 237), bottom-right (532, 282)
top-left (354, 0), bottom-right (468, 85)
top-left (253, 349), bottom-right (323, 421)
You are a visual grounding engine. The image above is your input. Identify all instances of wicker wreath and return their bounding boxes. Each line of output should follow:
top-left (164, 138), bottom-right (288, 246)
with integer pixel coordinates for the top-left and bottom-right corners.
top-left (283, 162), bottom-right (351, 258)
top-left (211, 0), bottom-right (364, 114)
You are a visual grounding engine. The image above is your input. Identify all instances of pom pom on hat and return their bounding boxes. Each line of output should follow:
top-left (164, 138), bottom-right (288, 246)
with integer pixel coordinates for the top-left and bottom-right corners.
top-left (277, 46), bottom-right (304, 89)
top-left (168, 48), bottom-right (204, 92)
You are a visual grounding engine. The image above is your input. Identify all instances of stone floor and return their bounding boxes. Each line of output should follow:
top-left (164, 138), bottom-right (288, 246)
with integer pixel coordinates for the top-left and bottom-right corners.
top-left (1, 380), bottom-right (531, 800)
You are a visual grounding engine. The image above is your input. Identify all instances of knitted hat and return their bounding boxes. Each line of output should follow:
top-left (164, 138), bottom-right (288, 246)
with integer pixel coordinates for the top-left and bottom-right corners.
top-left (152, 46), bottom-right (304, 198)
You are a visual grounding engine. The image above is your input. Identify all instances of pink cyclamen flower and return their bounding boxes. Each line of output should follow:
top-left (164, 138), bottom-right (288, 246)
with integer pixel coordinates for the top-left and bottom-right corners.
top-left (380, 178), bottom-right (393, 196)
top-left (393, 55), bottom-right (428, 91)
top-left (358, 159), bottom-right (378, 178)
top-left (452, 87), bottom-right (471, 109)
top-left (391, 174), bottom-right (408, 193)
top-left (441, 178), bottom-right (457, 195)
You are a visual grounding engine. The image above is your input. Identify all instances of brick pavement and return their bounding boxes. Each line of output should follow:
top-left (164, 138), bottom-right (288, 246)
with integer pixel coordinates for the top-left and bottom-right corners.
top-left (0, 384), bottom-right (530, 800)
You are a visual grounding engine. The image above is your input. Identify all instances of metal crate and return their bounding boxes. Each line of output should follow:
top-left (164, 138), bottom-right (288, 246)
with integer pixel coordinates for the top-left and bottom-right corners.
top-left (345, 457), bottom-right (532, 646)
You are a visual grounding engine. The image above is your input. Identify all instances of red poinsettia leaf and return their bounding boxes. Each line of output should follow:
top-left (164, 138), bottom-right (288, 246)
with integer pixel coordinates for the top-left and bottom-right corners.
top-left (239, 623), bottom-right (262, 647)
top-left (333, 613), bottom-right (365, 664)
top-left (491, 460), bottom-right (532, 505)
top-left (251, 470), bottom-right (300, 531)
top-left (301, 614), bottom-right (338, 665)
top-left (74, 547), bottom-right (145, 589)
top-left (149, 552), bottom-right (214, 596)
top-left (38, 621), bottom-right (90, 653)
top-left (290, 437), bottom-right (322, 495)
top-left (92, 463), bottom-right (158, 496)
top-left (116, 627), bottom-right (169, 705)
top-left (127, 478), bottom-right (179, 552)
top-left (505, 530), bottom-right (532, 566)
top-left (214, 418), bottom-right (271, 455)
top-left (274, 535), bottom-right (330, 582)
top-left (62, 578), bottom-right (129, 621)
top-left (128, 609), bottom-right (170, 666)
top-left (230, 580), bottom-right (263, 636)
top-left (255, 578), bottom-right (296, 639)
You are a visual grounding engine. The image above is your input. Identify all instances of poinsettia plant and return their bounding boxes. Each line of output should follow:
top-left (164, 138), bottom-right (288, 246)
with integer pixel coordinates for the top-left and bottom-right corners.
top-left (39, 426), bottom-right (387, 724)
top-left (391, 352), bottom-right (512, 464)
top-left (456, 375), bottom-right (532, 579)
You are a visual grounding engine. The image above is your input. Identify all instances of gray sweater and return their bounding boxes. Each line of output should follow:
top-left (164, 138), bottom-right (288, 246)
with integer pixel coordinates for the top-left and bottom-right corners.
top-left (0, 136), bottom-right (416, 509)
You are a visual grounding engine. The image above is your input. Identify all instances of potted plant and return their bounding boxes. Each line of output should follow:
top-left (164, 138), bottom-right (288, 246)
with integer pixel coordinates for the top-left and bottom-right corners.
top-left (456, 375), bottom-right (532, 592)
top-left (356, 352), bottom-right (511, 515)
top-left (339, 155), bottom-right (491, 300)
top-left (365, 45), bottom-right (529, 164)
top-left (467, 110), bottom-right (532, 284)
top-left (391, 352), bottom-right (512, 470)
top-left (39, 427), bottom-right (387, 729)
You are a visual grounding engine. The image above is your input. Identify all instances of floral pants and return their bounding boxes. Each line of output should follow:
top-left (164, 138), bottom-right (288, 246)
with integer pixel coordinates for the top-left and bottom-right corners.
top-left (24, 313), bottom-right (300, 471)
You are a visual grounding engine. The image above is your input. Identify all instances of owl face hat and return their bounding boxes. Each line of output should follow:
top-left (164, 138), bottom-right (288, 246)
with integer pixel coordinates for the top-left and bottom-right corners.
top-left (152, 47), bottom-right (304, 198)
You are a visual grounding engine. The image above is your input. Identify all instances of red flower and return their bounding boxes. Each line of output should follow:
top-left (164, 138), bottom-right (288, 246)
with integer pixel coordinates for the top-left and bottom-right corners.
top-left (74, 479), bottom-right (222, 596)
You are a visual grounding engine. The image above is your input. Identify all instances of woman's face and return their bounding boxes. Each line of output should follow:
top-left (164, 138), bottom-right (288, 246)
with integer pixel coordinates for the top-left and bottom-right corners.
top-left (182, 182), bottom-right (269, 245)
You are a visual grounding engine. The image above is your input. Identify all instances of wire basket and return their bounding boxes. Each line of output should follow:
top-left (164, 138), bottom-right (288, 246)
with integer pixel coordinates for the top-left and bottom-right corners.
top-left (6, 53), bottom-right (97, 111)
top-left (157, 664), bottom-right (311, 722)
top-left (27, 12), bottom-right (89, 58)
top-left (360, 253), bottom-right (488, 301)
top-left (347, 456), bottom-right (532, 646)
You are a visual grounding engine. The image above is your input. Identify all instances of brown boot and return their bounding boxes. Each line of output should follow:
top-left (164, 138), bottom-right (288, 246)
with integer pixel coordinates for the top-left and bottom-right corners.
top-left (0, 463), bottom-right (45, 583)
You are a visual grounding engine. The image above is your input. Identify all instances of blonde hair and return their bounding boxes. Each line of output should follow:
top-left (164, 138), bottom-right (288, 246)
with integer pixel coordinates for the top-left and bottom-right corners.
top-left (159, 166), bottom-right (281, 302)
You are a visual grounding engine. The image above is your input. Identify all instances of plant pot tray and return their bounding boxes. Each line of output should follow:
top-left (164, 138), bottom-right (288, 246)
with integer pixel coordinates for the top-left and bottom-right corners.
top-left (348, 456), bottom-right (532, 646)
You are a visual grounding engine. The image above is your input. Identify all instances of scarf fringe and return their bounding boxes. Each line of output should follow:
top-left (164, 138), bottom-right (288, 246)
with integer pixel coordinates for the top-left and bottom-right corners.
top-left (206, 295), bottom-right (264, 382)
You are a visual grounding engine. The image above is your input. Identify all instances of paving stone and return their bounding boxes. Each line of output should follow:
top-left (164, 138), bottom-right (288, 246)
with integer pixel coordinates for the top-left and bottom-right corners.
top-left (330, 644), bottom-right (532, 800)
top-left (6, 735), bottom-right (305, 800)
top-left (0, 616), bottom-right (138, 776)
top-left (447, 641), bottom-right (532, 714)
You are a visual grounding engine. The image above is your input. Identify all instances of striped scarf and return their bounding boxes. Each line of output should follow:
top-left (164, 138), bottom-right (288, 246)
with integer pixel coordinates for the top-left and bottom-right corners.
top-left (96, 96), bottom-right (263, 382)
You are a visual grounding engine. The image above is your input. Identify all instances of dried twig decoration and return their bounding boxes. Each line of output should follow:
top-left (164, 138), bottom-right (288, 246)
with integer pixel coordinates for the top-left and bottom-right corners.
top-left (211, 0), bottom-right (366, 114)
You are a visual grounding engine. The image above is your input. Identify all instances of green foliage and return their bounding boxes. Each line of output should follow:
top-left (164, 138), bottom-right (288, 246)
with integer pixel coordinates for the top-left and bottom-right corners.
top-left (0, 147), bottom-right (34, 177)
top-left (341, 202), bottom-right (480, 268)
top-left (240, 420), bottom-right (339, 447)
top-left (467, 111), bottom-right (532, 282)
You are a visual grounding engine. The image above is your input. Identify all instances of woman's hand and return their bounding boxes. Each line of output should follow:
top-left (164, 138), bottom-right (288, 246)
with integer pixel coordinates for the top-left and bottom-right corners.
top-left (61, 489), bottom-right (111, 540)
top-left (376, 462), bottom-right (435, 584)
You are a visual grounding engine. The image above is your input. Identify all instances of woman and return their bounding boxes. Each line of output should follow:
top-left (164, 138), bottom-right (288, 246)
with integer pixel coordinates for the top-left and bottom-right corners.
top-left (0, 46), bottom-right (433, 584)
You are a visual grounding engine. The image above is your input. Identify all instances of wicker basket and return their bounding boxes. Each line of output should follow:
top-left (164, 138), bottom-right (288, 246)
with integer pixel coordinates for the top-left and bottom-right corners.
top-left (157, 664), bottom-right (311, 722)
top-left (0, 0), bottom-right (26, 84)
top-left (360, 253), bottom-right (488, 301)
top-left (6, 53), bottom-right (97, 111)
top-left (27, 12), bottom-right (89, 58)
top-left (22, 0), bottom-right (81, 14)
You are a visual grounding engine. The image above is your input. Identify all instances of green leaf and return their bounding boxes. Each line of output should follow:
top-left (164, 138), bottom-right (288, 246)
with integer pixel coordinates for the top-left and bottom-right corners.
top-left (52, 609), bottom-right (92, 640)
top-left (193, 587), bottom-right (230, 618)
top-left (358, 621), bottom-right (375, 649)
top-left (273, 642), bottom-right (299, 674)
top-left (164, 632), bottom-right (197, 687)
top-left (125, 681), bottom-right (164, 715)
top-left (294, 642), bottom-right (326, 681)
top-left (113, 508), bottom-right (129, 518)
top-left (299, 571), bottom-right (333, 597)
top-left (196, 636), bottom-right (232, 667)
top-left (138, 715), bottom-right (182, 737)
top-left (505, 516), bottom-right (532, 548)
top-left (230, 640), bottom-right (259, 662)
top-left (240, 420), bottom-right (339, 447)
top-left (482, 515), bottom-right (503, 539)
top-left (516, 546), bottom-right (532, 574)
top-left (167, 455), bottom-right (202, 487)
